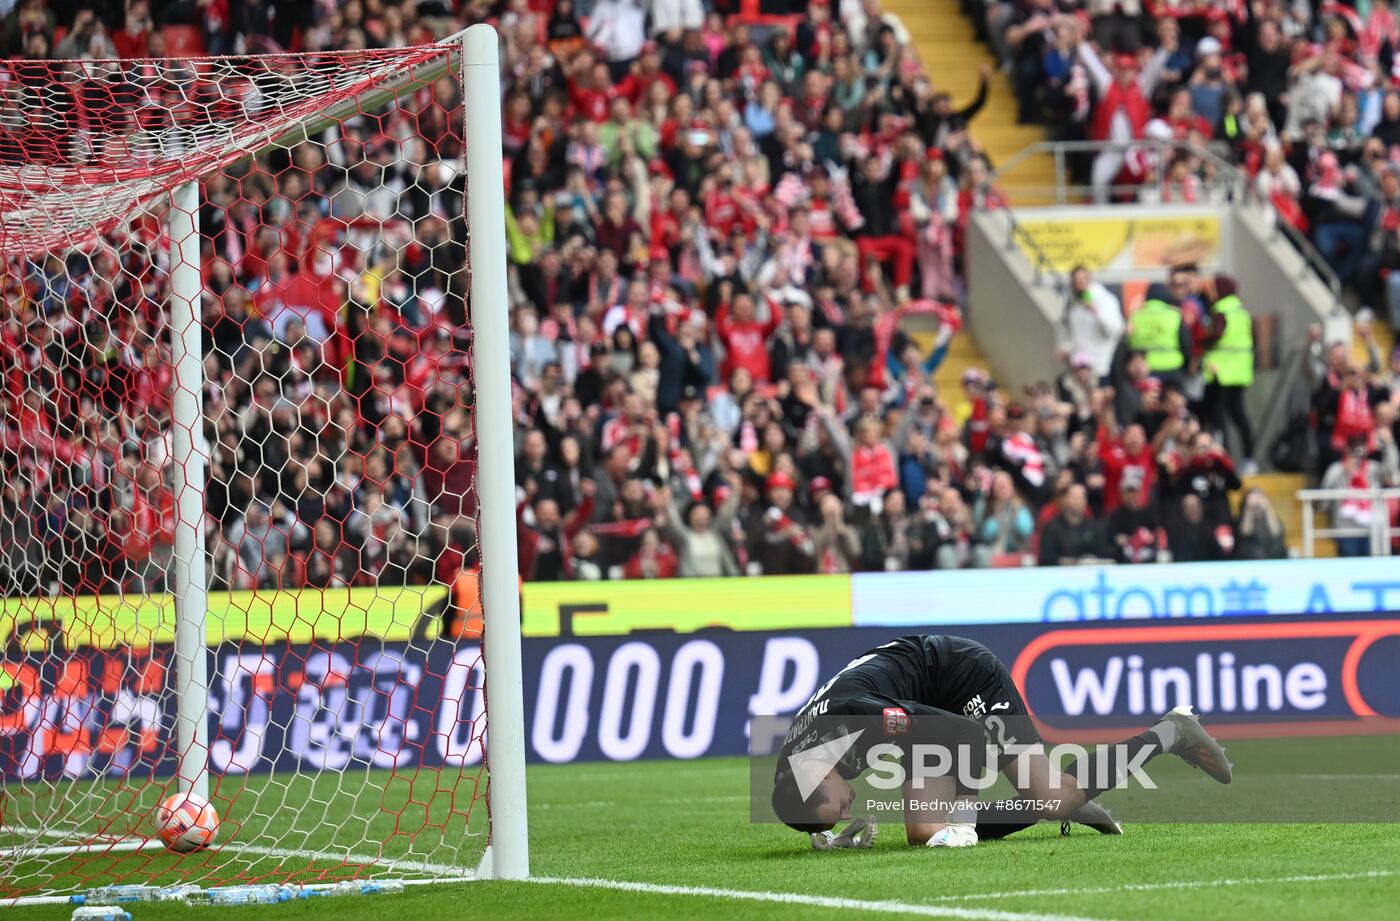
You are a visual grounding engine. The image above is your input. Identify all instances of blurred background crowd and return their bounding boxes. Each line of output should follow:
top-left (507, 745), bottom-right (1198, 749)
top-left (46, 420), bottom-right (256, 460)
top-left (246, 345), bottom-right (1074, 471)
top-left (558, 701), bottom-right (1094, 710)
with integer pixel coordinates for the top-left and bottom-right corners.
top-left (985, 0), bottom-right (1400, 332)
top-left (0, 0), bottom-right (1396, 596)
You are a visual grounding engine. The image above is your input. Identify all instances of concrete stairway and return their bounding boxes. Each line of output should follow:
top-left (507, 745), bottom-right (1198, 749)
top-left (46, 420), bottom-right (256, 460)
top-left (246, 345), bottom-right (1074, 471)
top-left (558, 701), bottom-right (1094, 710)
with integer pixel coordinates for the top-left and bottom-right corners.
top-left (904, 324), bottom-right (992, 401)
top-left (1353, 313), bottom-right (1395, 368)
top-left (884, 0), bottom-right (1391, 555)
top-left (884, 0), bottom-right (1057, 205)
top-left (884, 0), bottom-right (1035, 396)
top-left (1228, 306), bottom-right (1391, 556)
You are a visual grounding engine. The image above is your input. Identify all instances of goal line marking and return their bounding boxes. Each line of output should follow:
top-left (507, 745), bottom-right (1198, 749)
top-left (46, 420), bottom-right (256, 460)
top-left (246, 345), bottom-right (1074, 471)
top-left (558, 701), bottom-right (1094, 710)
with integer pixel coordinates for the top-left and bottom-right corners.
top-left (0, 841), bottom-right (163, 860)
top-left (925, 869), bottom-right (1398, 902)
top-left (0, 844), bottom-right (477, 908)
top-left (525, 876), bottom-right (1120, 921)
top-left (0, 830), bottom-right (476, 879)
top-left (1, 825), bottom-right (130, 841)
top-left (534, 794), bottom-right (747, 811)
top-left (0, 826), bottom-right (160, 860)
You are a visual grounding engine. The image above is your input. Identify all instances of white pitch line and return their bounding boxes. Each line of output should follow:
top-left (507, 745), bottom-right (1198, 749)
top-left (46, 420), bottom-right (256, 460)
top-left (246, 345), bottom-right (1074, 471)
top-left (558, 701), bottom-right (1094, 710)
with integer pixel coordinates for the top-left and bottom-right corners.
top-left (532, 800), bottom-right (616, 810)
top-left (1, 825), bottom-right (134, 843)
top-left (926, 869), bottom-right (1398, 903)
top-left (1297, 774), bottom-right (1400, 781)
top-left (0, 835), bottom-right (476, 882)
top-left (297, 877), bottom-right (476, 890)
top-left (525, 876), bottom-right (1121, 921)
top-left (1, 829), bottom-right (485, 875)
top-left (534, 794), bottom-right (747, 810)
top-left (0, 840), bottom-right (163, 859)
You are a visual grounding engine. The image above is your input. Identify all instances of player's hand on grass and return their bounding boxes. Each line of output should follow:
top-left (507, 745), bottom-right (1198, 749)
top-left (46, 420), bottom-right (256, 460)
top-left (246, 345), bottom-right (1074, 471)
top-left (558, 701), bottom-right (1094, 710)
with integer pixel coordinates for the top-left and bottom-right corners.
top-left (810, 817), bottom-right (876, 851)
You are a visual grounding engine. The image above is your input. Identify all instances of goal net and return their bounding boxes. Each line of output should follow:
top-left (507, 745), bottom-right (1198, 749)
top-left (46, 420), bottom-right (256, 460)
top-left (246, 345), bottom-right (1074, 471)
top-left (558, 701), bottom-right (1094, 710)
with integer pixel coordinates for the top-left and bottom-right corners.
top-left (0, 25), bottom-right (526, 902)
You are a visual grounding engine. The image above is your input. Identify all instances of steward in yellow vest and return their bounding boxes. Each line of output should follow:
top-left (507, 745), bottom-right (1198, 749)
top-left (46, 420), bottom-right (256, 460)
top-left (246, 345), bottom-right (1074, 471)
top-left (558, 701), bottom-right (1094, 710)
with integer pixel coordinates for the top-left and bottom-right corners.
top-left (1203, 292), bottom-right (1253, 387)
top-left (1201, 274), bottom-right (1257, 469)
top-left (1127, 282), bottom-right (1186, 373)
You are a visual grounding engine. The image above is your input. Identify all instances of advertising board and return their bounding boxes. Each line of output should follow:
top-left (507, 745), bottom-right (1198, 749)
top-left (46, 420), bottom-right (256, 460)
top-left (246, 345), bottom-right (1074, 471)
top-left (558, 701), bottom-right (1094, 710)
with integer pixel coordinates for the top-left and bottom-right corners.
top-left (1013, 211), bottom-right (1222, 274)
top-left (6, 615), bottom-right (1397, 781)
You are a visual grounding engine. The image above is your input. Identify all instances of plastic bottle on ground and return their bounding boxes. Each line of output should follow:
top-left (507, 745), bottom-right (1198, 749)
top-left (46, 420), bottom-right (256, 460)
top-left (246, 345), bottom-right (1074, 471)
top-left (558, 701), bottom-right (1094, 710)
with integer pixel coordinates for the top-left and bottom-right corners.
top-left (72, 885), bottom-right (162, 905)
top-left (182, 884), bottom-right (295, 905)
top-left (302, 879), bottom-right (407, 898)
top-left (71, 908), bottom-right (132, 921)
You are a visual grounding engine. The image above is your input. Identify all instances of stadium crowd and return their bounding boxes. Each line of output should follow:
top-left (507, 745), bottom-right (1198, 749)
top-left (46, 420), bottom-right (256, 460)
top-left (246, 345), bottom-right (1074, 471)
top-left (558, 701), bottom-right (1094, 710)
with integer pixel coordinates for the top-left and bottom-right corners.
top-left (976, 0), bottom-right (1400, 330)
top-left (973, 0), bottom-right (1400, 550)
top-left (2, 0), bottom-right (1392, 597)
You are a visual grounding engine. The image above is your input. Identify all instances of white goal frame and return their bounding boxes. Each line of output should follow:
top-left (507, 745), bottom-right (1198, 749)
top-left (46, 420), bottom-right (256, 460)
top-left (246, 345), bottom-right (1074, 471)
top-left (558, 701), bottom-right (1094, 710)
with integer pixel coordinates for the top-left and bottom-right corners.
top-left (459, 23), bottom-right (529, 882)
top-left (3, 21), bottom-right (527, 896)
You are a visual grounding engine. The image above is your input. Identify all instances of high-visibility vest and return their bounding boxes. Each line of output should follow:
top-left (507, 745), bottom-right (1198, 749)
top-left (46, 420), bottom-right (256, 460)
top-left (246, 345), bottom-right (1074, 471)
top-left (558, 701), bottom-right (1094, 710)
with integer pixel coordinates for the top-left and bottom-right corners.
top-left (1203, 295), bottom-right (1254, 386)
top-left (1127, 299), bottom-right (1184, 372)
top-left (450, 569), bottom-right (484, 639)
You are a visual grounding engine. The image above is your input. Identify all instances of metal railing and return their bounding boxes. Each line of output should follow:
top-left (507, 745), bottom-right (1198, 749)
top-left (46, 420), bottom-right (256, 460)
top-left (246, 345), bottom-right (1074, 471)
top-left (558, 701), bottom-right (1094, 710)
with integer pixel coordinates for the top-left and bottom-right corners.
top-left (1297, 488), bottom-right (1400, 557)
top-left (997, 211), bottom-right (1063, 290)
top-left (989, 139), bottom-right (1248, 204)
top-left (984, 137), bottom-right (1343, 301)
top-left (1269, 213), bottom-right (1343, 298)
top-left (1253, 344), bottom-right (1310, 466)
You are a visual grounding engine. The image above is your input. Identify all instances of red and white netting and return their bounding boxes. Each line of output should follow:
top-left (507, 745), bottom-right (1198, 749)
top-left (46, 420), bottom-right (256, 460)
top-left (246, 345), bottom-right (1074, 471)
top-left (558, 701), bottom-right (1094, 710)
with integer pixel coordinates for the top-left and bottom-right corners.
top-left (0, 42), bottom-right (490, 898)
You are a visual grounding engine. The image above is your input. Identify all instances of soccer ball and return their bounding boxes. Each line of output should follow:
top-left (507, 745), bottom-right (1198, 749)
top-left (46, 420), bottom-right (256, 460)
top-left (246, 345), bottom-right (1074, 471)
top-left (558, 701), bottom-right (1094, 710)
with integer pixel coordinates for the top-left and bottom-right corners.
top-left (156, 792), bottom-right (219, 853)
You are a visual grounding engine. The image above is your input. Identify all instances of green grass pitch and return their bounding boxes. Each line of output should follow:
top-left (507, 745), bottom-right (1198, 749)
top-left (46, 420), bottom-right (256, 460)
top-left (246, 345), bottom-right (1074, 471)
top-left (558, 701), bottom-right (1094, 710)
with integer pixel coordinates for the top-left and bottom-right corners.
top-left (4, 738), bottom-right (1400, 920)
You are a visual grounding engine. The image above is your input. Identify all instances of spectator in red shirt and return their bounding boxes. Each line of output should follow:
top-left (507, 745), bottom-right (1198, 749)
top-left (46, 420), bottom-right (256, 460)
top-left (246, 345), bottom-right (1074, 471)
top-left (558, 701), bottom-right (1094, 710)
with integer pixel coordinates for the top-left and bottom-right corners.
top-left (851, 156), bottom-right (915, 298)
top-left (1099, 422), bottom-right (1157, 511)
top-left (600, 392), bottom-right (652, 457)
top-left (419, 435), bottom-right (478, 521)
top-left (847, 416), bottom-right (899, 509)
top-left (621, 526), bottom-right (679, 578)
top-left (110, 1), bottom-right (153, 59)
top-left (615, 43), bottom-right (677, 104)
top-left (567, 58), bottom-right (616, 124)
top-left (1322, 364), bottom-right (1384, 457)
top-left (593, 192), bottom-right (643, 259)
top-left (773, 165), bottom-right (863, 240)
top-left (703, 164), bottom-right (762, 240)
top-left (518, 482), bottom-right (596, 582)
top-left (127, 465), bottom-right (175, 591)
top-left (715, 293), bottom-right (780, 384)
top-left (131, 345), bottom-right (174, 416)
top-left (1164, 88), bottom-right (1212, 141)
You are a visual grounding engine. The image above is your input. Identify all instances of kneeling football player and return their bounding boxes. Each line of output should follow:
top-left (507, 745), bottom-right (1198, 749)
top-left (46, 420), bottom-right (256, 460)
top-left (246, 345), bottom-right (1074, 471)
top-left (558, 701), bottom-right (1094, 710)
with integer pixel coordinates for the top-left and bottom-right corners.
top-left (770, 635), bottom-right (1232, 849)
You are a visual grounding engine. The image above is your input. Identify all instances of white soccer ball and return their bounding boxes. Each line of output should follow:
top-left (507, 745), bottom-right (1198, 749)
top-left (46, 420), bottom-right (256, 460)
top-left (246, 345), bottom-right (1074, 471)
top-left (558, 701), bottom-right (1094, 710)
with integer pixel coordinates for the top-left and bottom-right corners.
top-left (156, 791), bottom-right (220, 853)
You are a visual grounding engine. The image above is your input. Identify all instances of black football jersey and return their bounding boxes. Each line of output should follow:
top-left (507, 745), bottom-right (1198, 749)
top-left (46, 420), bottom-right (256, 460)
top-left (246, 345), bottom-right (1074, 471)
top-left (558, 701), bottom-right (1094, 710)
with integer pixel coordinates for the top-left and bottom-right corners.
top-left (776, 635), bottom-right (1020, 779)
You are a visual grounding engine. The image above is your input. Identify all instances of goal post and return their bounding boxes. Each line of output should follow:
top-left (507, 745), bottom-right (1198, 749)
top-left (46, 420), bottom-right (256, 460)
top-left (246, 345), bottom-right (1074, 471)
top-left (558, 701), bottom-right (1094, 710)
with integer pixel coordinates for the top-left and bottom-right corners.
top-left (460, 23), bottom-right (528, 883)
top-left (168, 176), bottom-right (210, 807)
top-left (0, 23), bottom-right (526, 900)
